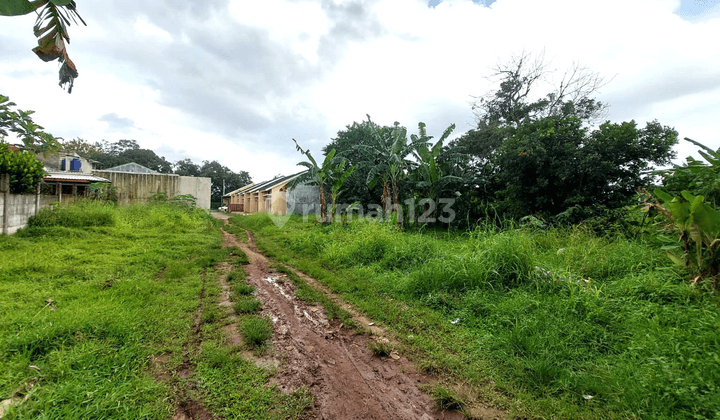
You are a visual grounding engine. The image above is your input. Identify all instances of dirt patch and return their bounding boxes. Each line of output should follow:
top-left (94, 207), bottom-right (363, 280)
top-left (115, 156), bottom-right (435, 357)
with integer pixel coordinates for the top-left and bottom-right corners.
top-left (216, 214), bottom-right (465, 420)
top-left (150, 266), bottom-right (213, 420)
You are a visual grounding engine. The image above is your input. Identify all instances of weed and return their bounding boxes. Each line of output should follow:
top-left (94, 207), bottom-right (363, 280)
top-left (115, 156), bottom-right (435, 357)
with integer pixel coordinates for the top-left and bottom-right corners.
top-left (240, 316), bottom-right (272, 347)
top-left (234, 283), bottom-right (255, 296)
top-left (227, 268), bottom-right (246, 283)
top-left (429, 385), bottom-right (465, 411)
top-left (228, 246), bottom-right (250, 265)
top-left (234, 296), bottom-right (262, 314)
top-left (233, 212), bottom-right (720, 420)
top-left (367, 339), bottom-right (393, 357)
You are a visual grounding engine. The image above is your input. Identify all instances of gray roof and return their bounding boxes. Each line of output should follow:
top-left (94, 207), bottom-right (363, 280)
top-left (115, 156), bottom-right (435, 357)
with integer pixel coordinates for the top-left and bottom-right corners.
top-left (242, 171), bottom-right (306, 194)
top-left (224, 171), bottom-right (307, 197)
top-left (102, 162), bottom-right (159, 174)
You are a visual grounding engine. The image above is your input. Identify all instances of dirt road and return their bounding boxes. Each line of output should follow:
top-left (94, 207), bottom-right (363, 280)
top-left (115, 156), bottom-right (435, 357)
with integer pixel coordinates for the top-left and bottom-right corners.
top-left (213, 213), bottom-right (464, 420)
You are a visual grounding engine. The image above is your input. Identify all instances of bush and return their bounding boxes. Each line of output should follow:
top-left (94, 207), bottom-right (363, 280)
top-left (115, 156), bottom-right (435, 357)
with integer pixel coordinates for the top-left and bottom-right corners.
top-left (0, 142), bottom-right (45, 194)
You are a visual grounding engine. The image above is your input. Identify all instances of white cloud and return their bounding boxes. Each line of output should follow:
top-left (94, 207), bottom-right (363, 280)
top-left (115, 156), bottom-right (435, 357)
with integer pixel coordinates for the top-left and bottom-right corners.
top-left (134, 17), bottom-right (173, 43)
top-left (228, 0), bottom-right (329, 63)
top-left (2, 0), bottom-right (719, 182)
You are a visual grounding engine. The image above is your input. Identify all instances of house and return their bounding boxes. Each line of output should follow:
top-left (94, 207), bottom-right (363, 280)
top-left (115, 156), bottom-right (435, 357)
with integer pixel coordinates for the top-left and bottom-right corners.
top-left (223, 171), bottom-right (319, 216)
top-left (36, 151), bottom-right (111, 203)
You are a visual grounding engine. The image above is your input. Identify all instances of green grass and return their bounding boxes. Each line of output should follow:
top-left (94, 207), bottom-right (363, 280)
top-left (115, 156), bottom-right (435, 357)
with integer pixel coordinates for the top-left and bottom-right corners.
top-left (234, 283), bottom-right (256, 296)
top-left (0, 203), bottom-right (306, 419)
top-left (228, 246), bottom-right (250, 265)
top-left (232, 213), bottom-right (720, 420)
top-left (240, 316), bottom-right (272, 347)
top-left (224, 222), bottom-right (250, 243)
top-left (227, 267), bottom-right (247, 282)
top-left (366, 339), bottom-right (393, 357)
top-left (234, 296), bottom-right (262, 314)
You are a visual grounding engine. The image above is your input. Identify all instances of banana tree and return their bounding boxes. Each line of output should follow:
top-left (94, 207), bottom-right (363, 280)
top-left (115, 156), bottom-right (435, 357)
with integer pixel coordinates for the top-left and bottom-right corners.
top-left (327, 158), bottom-right (355, 218)
top-left (291, 139), bottom-right (354, 223)
top-left (409, 122), bottom-right (462, 221)
top-left (1, 0), bottom-right (86, 93)
top-left (652, 188), bottom-right (720, 288)
top-left (360, 118), bottom-right (412, 220)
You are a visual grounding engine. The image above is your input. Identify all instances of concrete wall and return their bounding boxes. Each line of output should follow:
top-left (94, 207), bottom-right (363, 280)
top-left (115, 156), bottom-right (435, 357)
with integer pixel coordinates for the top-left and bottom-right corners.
top-left (286, 184), bottom-right (320, 215)
top-left (179, 176), bottom-right (211, 210)
top-left (93, 171), bottom-right (211, 209)
top-left (1, 192), bottom-right (57, 235)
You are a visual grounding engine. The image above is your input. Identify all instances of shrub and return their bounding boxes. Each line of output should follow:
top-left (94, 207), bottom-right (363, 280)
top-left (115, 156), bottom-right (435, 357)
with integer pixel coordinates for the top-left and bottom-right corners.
top-left (0, 142), bottom-right (45, 194)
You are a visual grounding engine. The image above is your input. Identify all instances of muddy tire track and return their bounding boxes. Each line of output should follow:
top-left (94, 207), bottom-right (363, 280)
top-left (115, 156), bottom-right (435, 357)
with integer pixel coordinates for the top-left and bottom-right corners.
top-left (215, 214), bottom-right (463, 420)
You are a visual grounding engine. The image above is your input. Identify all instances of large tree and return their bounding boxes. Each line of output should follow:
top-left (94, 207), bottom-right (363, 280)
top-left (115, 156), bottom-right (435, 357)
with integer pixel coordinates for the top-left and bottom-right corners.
top-left (449, 52), bottom-right (677, 222)
top-left (322, 118), bottom-right (387, 207)
top-left (59, 137), bottom-right (103, 160)
top-left (93, 140), bottom-right (173, 173)
top-left (173, 158), bottom-right (201, 177)
top-left (196, 160), bottom-right (251, 207)
top-left (493, 116), bottom-right (677, 220)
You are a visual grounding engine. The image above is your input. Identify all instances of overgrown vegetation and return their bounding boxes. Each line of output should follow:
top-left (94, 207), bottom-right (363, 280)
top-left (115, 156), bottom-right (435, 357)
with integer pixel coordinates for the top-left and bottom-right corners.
top-left (0, 142), bottom-right (45, 194)
top-left (0, 202), bottom-right (305, 419)
top-left (233, 212), bottom-right (720, 420)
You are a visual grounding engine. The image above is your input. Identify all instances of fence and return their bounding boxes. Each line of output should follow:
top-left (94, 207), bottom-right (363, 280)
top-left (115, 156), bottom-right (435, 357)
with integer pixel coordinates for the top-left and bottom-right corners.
top-left (0, 174), bottom-right (57, 235)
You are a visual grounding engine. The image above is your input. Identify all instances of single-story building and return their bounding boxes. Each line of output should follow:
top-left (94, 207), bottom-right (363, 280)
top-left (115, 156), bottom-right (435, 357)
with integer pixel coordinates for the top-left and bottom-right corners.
top-left (37, 151), bottom-right (110, 203)
top-left (223, 171), bottom-right (319, 216)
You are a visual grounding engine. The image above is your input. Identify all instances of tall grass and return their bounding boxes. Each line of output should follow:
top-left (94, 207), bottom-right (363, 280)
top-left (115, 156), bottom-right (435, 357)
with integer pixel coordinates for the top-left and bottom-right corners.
top-left (234, 213), bottom-right (720, 420)
top-left (27, 200), bottom-right (116, 228)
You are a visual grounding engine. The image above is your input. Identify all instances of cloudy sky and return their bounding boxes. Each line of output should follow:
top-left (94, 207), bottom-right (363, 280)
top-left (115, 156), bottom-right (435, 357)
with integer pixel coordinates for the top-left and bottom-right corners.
top-left (1, 0), bottom-right (719, 182)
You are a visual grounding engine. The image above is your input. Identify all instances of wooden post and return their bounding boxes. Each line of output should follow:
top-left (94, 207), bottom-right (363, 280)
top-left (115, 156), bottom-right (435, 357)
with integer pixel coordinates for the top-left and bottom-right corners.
top-left (1, 173), bottom-right (9, 235)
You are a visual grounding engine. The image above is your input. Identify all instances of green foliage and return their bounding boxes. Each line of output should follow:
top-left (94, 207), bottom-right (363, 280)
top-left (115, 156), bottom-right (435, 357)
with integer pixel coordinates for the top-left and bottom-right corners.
top-left (88, 182), bottom-right (118, 202)
top-left (291, 140), bottom-right (355, 222)
top-left (659, 137), bottom-right (720, 207)
top-left (234, 296), bottom-right (262, 314)
top-left (28, 200), bottom-right (116, 228)
top-left (361, 117), bottom-right (413, 218)
top-left (491, 116), bottom-right (677, 220)
top-left (0, 142), bottom-right (45, 193)
top-left (322, 117), bottom-right (387, 205)
top-left (94, 140), bottom-right (173, 173)
top-left (235, 213), bottom-right (720, 420)
top-left (652, 189), bottom-right (720, 288)
top-left (240, 316), bottom-right (272, 347)
top-left (0, 94), bottom-right (60, 152)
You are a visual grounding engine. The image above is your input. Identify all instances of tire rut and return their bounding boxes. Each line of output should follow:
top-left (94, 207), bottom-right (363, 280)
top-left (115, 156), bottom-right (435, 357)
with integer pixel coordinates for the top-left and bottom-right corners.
top-left (215, 214), bottom-right (464, 420)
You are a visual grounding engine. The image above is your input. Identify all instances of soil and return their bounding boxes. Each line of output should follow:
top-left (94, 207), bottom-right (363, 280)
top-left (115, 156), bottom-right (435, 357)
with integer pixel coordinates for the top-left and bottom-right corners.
top-left (213, 213), bottom-right (471, 420)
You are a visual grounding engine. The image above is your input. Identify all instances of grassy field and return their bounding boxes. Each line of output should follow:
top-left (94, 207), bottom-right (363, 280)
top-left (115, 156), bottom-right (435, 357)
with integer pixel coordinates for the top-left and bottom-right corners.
top-left (232, 213), bottom-right (720, 420)
top-left (0, 202), bottom-right (305, 419)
